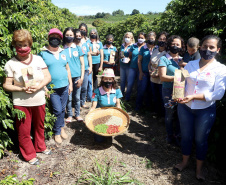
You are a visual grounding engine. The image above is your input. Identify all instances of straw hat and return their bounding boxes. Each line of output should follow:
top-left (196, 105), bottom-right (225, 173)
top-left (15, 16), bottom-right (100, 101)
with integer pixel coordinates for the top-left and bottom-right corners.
top-left (101, 68), bottom-right (115, 78)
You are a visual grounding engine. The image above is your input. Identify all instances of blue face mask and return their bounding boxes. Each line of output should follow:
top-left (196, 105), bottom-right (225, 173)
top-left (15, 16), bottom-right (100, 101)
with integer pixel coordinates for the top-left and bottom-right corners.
top-left (200, 49), bottom-right (217, 60)
top-left (65, 36), bottom-right (74, 43)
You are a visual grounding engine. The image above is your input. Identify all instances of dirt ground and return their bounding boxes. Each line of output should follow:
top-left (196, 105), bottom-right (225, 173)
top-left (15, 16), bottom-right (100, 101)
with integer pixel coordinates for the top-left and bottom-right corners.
top-left (1, 100), bottom-right (226, 185)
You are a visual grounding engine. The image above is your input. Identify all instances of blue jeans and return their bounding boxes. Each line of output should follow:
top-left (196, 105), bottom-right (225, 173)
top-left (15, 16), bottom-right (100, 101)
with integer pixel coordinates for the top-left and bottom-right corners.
top-left (80, 70), bottom-right (89, 106)
top-left (67, 77), bottom-right (81, 117)
top-left (178, 103), bottom-right (216, 160)
top-left (151, 82), bottom-right (164, 116)
top-left (87, 73), bottom-right (92, 102)
top-left (162, 88), bottom-right (180, 138)
top-left (120, 65), bottom-right (129, 94)
top-left (136, 72), bottom-right (151, 110)
top-left (125, 68), bottom-right (139, 101)
top-left (50, 85), bottom-right (69, 135)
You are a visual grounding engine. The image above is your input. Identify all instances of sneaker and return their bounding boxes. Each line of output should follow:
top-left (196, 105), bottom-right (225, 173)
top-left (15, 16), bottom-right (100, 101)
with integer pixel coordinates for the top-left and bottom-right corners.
top-left (29, 158), bottom-right (40, 165)
top-left (61, 128), bottom-right (68, 139)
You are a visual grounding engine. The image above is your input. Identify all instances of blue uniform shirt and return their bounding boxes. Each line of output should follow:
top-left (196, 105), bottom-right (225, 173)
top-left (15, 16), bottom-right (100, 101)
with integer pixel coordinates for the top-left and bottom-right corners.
top-left (103, 45), bottom-right (117, 68)
top-left (89, 40), bottom-right (103, 64)
top-left (38, 47), bottom-right (69, 89)
top-left (158, 53), bottom-right (182, 89)
top-left (64, 43), bottom-right (84, 78)
top-left (120, 43), bottom-right (132, 68)
top-left (80, 42), bottom-right (90, 70)
top-left (129, 43), bottom-right (140, 69)
top-left (139, 44), bottom-right (153, 73)
top-left (92, 86), bottom-right (123, 108)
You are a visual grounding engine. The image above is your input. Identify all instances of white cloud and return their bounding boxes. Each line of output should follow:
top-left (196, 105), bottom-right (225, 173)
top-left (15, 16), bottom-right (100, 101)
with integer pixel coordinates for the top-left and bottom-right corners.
top-left (69, 5), bottom-right (110, 16)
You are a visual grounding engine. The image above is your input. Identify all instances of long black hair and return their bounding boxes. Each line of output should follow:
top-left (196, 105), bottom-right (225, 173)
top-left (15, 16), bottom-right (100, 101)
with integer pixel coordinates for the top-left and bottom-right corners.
top-left (63, 27), bottom-right (75, 46)
top-left (79, 23), bottom-right (88, 37)
top-left (166, 35), bottom-right (185, 56)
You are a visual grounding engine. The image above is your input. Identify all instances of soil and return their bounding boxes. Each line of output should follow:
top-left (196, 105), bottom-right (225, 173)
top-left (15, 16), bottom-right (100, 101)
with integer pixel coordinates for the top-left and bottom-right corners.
top-left (1, 99), bottom-right (226, 184)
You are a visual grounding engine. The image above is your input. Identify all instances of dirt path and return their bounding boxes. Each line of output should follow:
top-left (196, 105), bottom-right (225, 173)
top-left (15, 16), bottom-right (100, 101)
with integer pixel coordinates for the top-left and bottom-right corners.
top-left (0, 101), bottom-right (225, 184)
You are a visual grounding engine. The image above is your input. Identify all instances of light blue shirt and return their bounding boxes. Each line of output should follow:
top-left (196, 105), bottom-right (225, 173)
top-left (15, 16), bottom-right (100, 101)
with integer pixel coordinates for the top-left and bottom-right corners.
top-left (120, 43), bottom-right (132, 68)
top-left (89, 40), bottom-right (103, 64)
top-left (103, 45), bottom-right (117, 68)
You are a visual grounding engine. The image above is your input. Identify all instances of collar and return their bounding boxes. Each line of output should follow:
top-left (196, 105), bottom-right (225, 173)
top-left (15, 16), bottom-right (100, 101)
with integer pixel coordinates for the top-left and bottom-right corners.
top-left (64, 43), bottom-right (76, 49)
top-left (99, 86), bottom-right (116, 95)
top-left (103, 44), bottom-right (114, 49)
top-left (91, 40), bottom-right (100, 44)
top-left (41, 46), bottom-right (64, 52)
top-left (133, 43), bottom-right (138, 46)
top-left (166, 53), bottom-right (182, 60)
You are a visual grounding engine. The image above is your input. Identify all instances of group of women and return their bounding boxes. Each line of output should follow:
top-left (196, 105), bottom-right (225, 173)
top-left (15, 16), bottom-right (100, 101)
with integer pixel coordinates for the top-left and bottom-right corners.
top-left (3, 23), bottom-right (226, 181)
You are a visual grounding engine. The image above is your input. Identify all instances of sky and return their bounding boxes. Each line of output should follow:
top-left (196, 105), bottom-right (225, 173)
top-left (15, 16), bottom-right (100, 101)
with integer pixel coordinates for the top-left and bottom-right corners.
top-left (51, 0), bottom-right (171, 16)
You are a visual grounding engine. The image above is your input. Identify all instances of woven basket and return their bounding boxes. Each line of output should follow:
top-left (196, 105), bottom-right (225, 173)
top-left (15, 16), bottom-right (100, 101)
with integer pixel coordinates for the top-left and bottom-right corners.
top-left (85, 107), bottom-right (130, 136)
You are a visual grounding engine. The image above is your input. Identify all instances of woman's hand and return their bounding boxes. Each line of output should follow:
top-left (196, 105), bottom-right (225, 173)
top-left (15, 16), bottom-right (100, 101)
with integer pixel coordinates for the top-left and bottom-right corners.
top-left (139, 72), bottom-right (144, 80)
top-left (45, 88), bottom-right (50, 98)
top-left (88, 67), bottom-right (92, 74)
top-left (75, 79), bottom-right (83, 88)
top-left (98, 67), bottom-right (102, 72)
top-left (177, 95), bottom-right (194, 104)
top-left (68, 83), bottom-right (73, 95)
top-left (27, 85), bottom-right (41, 93)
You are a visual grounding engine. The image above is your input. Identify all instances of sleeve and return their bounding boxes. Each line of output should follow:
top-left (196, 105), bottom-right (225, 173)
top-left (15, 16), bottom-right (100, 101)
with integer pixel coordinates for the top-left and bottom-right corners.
top-left (99, 42), bottom-right (103, 50)
top-left (204, 70), bottom-right (226, 102)
top-left (4, 62), bottom-right (14, 78)
top-left (116, 89), bottom-right (123, 99)
top-left (92, 88), bottom-right (99, 102)
top-left (36, 55), bottom-right (47, 69)
top-left (158, 56), bottom-right (167, 67)
top-left (114, 47), bottom-right (117, 52)
top-left (78, 46), bottom-right (85, 56)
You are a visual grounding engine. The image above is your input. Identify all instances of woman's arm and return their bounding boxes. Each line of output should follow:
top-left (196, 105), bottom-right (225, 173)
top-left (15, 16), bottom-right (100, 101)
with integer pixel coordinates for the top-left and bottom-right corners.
top-left (116, 99), bottom-right (121, 109)
top-left (3, 78), bottom-right (27, 92)
top-left (88, 51), bottom-right (92, 74)
top-left (158, 66), bottom-right (174, 82)
top-left (76, 56), bottom-right (85, 88)
top-left (89, 101), bottom-right (97, 113)
top-left (138, 55), bottom-right (144, 80)
top-left (99, 49), bottom-right (103, 72)
top-left (66, 63), bottom-right (73, 94)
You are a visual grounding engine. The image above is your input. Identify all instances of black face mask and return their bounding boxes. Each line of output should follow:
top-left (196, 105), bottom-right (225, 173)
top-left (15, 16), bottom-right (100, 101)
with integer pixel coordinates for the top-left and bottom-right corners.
top-left (49, 37), bottom-right (61, 48)
top-left (158, 41), bottom-right (166, 47)
top-left (76, 37), bottom-right (82, 42)
top-left (65, 36), bottom-right (74, 43)
top-left (147, 39), bottom-right (155, 45)
top-left (81, 30), bottom-right (87, 37)
top-left (106, 41), bottom-right (113, 45)
top-left (169, 45), bottom-right (181, 54)
top-left (90, 34), bottom-right (97, 39)
top-left (200, 49), bottom-right (217, 60)
top-left (103, 81), bottom-right (113, 88)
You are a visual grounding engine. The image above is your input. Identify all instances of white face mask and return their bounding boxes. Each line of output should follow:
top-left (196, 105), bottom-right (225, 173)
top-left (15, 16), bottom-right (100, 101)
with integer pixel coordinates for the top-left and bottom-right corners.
top-left (138, 38), bottom-right (145, 44)
top-left (125, 38), bottom-right (131, 43)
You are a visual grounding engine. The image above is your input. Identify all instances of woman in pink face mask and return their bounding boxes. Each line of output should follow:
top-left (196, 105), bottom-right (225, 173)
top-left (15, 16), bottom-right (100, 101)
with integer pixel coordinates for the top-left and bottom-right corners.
top-left (3, 29), bottom-right (52, 165)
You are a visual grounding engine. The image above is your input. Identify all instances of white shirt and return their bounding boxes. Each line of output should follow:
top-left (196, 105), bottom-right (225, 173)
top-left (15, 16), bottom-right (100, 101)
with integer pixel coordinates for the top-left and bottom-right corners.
top-left (184, 59), bottom-right (226, 109)
top-left (4, 55), bottom-right (47, 106)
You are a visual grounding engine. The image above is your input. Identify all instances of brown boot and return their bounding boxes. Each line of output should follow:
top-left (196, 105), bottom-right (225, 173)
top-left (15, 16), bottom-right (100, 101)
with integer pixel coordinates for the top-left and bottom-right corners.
top-left (61, 127), bottom-right (68, 139)
top-left (55, 135), bottom-right (62, 144)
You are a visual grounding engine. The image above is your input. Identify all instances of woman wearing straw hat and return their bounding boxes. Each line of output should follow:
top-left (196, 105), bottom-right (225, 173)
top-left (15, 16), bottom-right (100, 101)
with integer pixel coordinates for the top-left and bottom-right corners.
top-left (89, 68), bottom-right (123, 142)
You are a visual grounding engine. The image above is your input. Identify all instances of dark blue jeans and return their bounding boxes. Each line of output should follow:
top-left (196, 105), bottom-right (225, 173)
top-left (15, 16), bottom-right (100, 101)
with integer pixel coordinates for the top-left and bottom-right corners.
top-left (177, 103), bottom-right (216, 160)
top-left (80, 70), bottom-right (89, 106)
top-left (120, 65), bottom-right (129, 94)
top-left (125, 68), bottom-right (139, 101)
top-left (67, 77), bottom-right (81, 117)
top-left (87, 73), bottom-right (92, 102)
top-left (162, 87), bottom-right (180, 138)
top-left (50, 85), bottom-right (69, 135)
top-left (136, 72), bottom-right (152, 110)
top-left (151, 82), bottom-right (164, 116)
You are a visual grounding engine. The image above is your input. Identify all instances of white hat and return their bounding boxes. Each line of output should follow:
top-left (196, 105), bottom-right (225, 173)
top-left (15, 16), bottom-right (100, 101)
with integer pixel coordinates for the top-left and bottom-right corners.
top-left (101, 68), bottom-right (115, 77)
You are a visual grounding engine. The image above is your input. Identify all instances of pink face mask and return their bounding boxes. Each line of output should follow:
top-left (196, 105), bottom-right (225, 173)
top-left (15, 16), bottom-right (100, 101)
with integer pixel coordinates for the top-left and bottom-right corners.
top-left (15, 46), bottom-right (31, 57)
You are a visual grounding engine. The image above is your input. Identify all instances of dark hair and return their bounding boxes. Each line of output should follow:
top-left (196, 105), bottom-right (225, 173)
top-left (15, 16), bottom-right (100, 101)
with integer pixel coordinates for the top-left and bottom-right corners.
top-left (187, 37), bottom-right (200, 48)
top-left (166, 35), bottom-right (185, 55)
top-left (63, 27), bottom-right (74, 46)
top-left (105, 34), bottom-right (114, 45)
top-left (200, 35), bottom-right (222, 49)
top-left (79, 23), bottom-right (88, 37)
top-left (99, 77), bottom-right (119, 89)
top-left (157, 31), bottom-right (169, 40)
top-left (74, 29), bottom-right (81, 37)
top-left (138, 32), bottom-right (146, 38)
